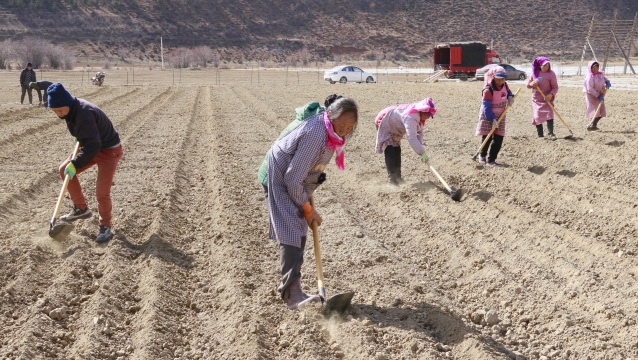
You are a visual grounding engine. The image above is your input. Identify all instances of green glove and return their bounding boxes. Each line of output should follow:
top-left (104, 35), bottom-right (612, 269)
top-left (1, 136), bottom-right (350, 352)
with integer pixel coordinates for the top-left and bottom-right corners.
top-left (64, 163), bottom-right (76, 180)
top-left (420, 153), bottom-right (430, 163)
top-left (73, 137), bottom-right (78, 143)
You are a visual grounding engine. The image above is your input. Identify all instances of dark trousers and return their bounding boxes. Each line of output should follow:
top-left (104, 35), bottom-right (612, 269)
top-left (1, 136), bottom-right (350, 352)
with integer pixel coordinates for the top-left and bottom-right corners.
top-left (384, 145), bottom-right (402, 183)
top-left (480, 134), bottom-right (504, 163)
top-left (535, 119), bottom-right (554, 137)
top-left (277, 236), bottom-right (306, 299)
top-left (591, 117), bottom-right (602, 127)
top-left (20, 86), bottom-right (32, 104)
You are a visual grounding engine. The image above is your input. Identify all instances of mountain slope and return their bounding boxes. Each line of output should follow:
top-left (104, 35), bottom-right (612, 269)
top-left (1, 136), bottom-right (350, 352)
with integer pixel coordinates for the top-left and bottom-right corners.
top-left (1, 0), bottom-right (638, 61)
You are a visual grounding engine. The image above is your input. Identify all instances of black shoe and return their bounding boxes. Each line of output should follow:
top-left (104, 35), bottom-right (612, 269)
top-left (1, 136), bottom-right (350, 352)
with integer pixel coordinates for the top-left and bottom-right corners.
top-left (60, 206), bottom-right (92, 221)
top-left (96, 226), bottom-right (113, 243)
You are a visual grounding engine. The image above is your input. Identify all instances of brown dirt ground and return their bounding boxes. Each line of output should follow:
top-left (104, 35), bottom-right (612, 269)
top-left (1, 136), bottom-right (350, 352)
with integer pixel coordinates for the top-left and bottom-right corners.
top-left (1, 71), bottom-right (638, 360)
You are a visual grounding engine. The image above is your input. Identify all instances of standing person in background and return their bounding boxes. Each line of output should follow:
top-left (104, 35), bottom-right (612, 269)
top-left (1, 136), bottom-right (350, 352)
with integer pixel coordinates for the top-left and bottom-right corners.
top-left (47, 83), bottom-right (123, 243)
top-left (266, 98), bottom-right (358, 310)
top-left (475, 66), bottom-right (515, 166)
top-left (20, 62), bottom-right (36, 105)
top-left (374, 98), bottom-right (437, 187)
top-left (29, 80), bottom-right (53, 107)
top-left (583, 60), bottom-right (610, 131)
top-left (527, 56), bottom-right (558, 140)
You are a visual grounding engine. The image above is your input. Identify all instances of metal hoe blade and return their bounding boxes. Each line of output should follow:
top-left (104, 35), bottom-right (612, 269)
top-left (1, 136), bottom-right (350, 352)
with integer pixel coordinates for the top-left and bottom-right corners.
top-left (450, 187), bottom-right (466, 202)
top-left (323, 292), bottom-right (355, 315)
top-left (49, 220), bottom-right (75, 241)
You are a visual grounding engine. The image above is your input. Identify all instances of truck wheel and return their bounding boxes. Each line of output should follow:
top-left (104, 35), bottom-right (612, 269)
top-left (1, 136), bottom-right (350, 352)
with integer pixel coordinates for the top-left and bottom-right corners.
top-left (339, 77), bottom-right (347, 84)
top-left (518, 73), bottom-right (526, 80)
top-left (459, 73), bottom-right (468, 81)
top-left (366, 76), bottom-right (374, 83)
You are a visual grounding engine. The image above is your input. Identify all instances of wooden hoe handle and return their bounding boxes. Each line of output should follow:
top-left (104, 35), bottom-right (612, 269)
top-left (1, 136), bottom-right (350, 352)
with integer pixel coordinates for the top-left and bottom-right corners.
top-left (50, 142), bottom-right (81, 225)
top-left (309, 195), bottom-right (326, 299)
top-left (473, 88), bottom-right (521, 159)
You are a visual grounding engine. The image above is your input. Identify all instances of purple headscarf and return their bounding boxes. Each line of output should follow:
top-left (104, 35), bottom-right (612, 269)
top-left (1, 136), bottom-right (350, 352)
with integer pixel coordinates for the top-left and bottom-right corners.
top-left (532, 56), bottom-right (550, 79)
top-left (585, 60), bottom-right (603, 80)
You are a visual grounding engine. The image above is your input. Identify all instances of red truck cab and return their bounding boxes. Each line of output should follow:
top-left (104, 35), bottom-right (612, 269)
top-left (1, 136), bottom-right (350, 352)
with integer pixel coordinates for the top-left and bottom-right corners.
top-left (434, 42), bottom-right (501, 80)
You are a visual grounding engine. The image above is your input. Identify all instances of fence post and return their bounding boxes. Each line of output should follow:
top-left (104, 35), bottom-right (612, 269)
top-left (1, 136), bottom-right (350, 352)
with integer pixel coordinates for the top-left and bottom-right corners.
top-left (286, 65), bottom-right (288, 85)
top-left (179, 67), bottom-right (181, 84)
top-left (127, 71), bottom-right (129, 85)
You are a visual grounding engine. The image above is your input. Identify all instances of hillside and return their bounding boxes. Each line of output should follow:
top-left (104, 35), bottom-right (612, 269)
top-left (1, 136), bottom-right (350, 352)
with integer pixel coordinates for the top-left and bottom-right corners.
top-left (1, 0), bottom-right (638, 62)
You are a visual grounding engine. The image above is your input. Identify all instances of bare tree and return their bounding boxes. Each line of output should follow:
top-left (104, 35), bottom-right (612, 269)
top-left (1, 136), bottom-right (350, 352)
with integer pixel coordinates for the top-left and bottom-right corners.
top-left (192, 46), bottom-right (214, 68)
top-left (373, 50), bottom-right (385, 66)
top-left (211, 51), bottom-right (221, 68)
top-left (116, 47), bottom-right (130, 62)
top-left (0, 39), bottom-right (14, 69)
top-left (14, 37), bottom-right (48, 68)
top-left (168, 47), bottom-right (193, 68)
top-left (46, 43), bottom-right (66, 69)
top-left (299, 47), bottom-right (312, 66)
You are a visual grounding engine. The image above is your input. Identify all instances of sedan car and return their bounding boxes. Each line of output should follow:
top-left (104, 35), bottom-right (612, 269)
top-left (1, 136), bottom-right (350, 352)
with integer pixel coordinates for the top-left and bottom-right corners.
top-left (324, 65), bottom-right (376, 84)
top-left (475, 64), bottom-right (526, 81)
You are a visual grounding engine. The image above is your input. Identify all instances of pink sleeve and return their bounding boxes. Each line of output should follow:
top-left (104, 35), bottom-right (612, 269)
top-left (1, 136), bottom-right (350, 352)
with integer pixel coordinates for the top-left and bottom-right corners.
top-left (584, 77), bottom-right (599, 97)
top-left (549, 72), bottom-right (558, 96)
top-left (526, 75), bottom-right (535, 89)
top-left (404, 115), bottom-right (426, 155)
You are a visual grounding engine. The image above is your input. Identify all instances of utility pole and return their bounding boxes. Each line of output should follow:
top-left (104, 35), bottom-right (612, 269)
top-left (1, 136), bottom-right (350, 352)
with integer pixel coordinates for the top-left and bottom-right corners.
top-left (161, 37), bottom-right (164, 70)
top-left (578, 15), bottom-right (596, 76)
top-left (602, 9), bottom-right (618, 72)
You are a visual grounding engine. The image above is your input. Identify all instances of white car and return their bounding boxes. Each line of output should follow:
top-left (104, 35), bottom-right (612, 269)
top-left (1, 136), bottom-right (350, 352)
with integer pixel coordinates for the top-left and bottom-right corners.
top-left (324, 65), bottom-right (376, 84)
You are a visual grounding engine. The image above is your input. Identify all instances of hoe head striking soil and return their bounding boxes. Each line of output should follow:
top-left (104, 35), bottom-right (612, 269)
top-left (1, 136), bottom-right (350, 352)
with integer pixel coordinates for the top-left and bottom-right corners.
top-left (48, 142), bottom-right (81, 241)
top-left (300, 195), bottom-right (355, 316)
top-left (448, 187), bottom-right (466, 202)
top-left (298, 289), bottom-right (355, 315)
top-left (49, 219), bottom-right (75, 241)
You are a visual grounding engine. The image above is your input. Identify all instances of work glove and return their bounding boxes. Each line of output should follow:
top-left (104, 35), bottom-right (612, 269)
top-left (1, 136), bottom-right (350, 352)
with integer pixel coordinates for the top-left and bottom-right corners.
top-left (420, 153), bottom-right (430, 163)
top-left (64, 163), bottom-right (76, 180)
top-left (73, 137), bottom-right (78, 143)
top-left (301, 202), bottom-right (322, 226)
top-left (605, 80), bottom-right (611, 89)
top-left (507, 96), bottom-right (515, 106)
top-left (598, 95), bottom-right (604, 101)
top-left (537, 77), bottom-right (543, 82)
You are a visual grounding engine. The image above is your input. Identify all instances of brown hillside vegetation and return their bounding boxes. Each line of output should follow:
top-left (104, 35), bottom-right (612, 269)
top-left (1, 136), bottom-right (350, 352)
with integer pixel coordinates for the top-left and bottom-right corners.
top-left (1, 0), bottom-right (638, 62)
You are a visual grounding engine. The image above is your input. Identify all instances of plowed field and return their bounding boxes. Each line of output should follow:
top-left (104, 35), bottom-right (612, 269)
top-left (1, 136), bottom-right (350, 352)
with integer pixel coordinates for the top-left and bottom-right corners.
top-left (1, 72), bottom-right (638, 360)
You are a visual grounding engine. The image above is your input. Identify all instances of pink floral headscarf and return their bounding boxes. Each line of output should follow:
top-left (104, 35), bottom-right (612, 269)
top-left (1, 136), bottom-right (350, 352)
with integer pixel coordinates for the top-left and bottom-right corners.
top-left (406, 98), bottom-right (436, 117)
top-left (484, 66), bottom-right (507, 86)
top-left (532, 56), bottom-right (550, 79)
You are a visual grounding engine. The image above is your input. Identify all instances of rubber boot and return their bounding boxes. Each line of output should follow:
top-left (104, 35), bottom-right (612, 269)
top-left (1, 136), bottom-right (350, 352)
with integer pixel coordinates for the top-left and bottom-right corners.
top-left (283, 278), bottom-right (311, 310)
top-left (546, 120), bottom-right (556, 140)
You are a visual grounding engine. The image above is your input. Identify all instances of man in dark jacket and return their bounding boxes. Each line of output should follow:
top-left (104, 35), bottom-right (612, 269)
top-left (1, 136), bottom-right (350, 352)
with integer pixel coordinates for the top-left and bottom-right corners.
top-left (20, 62), bottom-right (36, 105)
top-left (48, 83), bottom-right (123, 243)
top-left (29, 80), bottom-right (53, 107)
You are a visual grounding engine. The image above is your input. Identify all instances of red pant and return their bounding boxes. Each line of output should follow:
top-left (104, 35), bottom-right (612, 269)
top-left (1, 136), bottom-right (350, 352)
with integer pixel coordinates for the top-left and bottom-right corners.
top-left (59, 145), bottom-right (123, 228)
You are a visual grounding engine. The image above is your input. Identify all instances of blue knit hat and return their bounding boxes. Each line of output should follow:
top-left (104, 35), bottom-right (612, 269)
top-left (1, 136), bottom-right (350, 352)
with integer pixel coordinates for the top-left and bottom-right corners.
top-left (47, 83), bottom-right (74, 108)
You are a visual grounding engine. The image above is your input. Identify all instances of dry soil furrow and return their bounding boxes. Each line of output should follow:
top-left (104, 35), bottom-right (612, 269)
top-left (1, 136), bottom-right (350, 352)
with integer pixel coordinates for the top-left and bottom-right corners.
top-left (0, 87), bottom-right (164, 224)
top-left (62, 87), bottom-right (199, 359)
top-left (0, 86), bottom-right (191, 354)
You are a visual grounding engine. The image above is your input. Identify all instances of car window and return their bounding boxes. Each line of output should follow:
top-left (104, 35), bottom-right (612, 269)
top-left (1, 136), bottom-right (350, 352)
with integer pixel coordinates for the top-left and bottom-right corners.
top-left (340, 67), bottom-right (348, 72)
top-left (503, 65), bottom-right (514, 70)
top-left (353, 67), bottom-right (362, 72)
